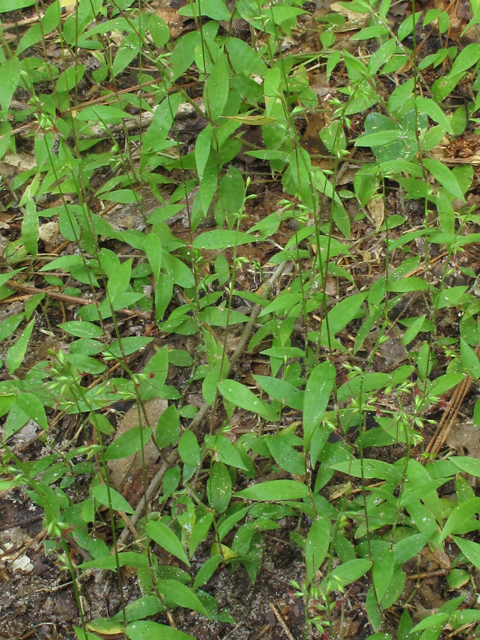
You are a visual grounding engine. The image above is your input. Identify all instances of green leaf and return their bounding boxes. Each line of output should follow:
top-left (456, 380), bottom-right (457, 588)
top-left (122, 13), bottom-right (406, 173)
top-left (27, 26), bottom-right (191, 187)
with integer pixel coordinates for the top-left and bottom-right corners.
top-left (355, 129), bottom-right (402, 147)
top-left (253, 375), bottom-right (304, 410)
top-left (449, 43), bottom-right (480, 76)
top-left (236, 480), bottom-right (309, 501)
top-left (266, 438), bottom-right (305, 475)
top-left (80, 552), bottom-right (149, 570)
top-left (416, 96), bottom-right (453, 134)
top-left (0, 0), bottom-right (34, 11)
top-left (104, 427), bottom-right (153, 460)
top-left (146, 520), bottom-right (190, 566)
top-left (305, 517), bottom-right (330, 584)
top-left (178, 430), bottom-right (201, 467)
top-left (397, 11), bottom-right (423, 39)
top-left (156, 579), bottom-right (209, 616)
top-left (15, 393), bottom-right (48, 430)
top-left (6, 318), bottom-right (35, 373)
top-left (460, 338), bottom-right (480, 379)
top-left (423, 158), bottom-right (465, 201)
top-left (60, 321), bottom-right (103, 338)
top-left (92, 484), bottom-right (135, 514)
top-left (303, 362), bottom-right (335, 444)
top-left (144, 232), bottom-right (162, 284)
top-left (127, 621), bottom-right (196, 640)
top-left (226, 38), bottom-right (267, 77)
top-left (0, 58), bottom-right (21, 114)
top-left (56, 64), bottom-right (85, 93)
top-left (450, 456), bottom-right (480, 478)
top-left (204, 434), bottom-right (248, 470)
top-left (149, 15), bottom-right (170, 48)
top-left (113, 596), bottom-right (165, 622)
top-left (440, 498), bottom-right (480, 541)
top-left (205, 56), bottom-right (229, 121)
top-left (218, 379), bottom-right (277, 421)
top-left (156, 404), bottom-right (180, 449)
top-left (320, 293), bottom-right (367, 343)
top-left (207, 461), bottom-right (232, 513)
top-left (195, 125), bottom-right (212, 181)
top-left (330, 558), bottom-right (372, 586)
top-left (0, 313), bottom-right (24, 342)
top-left (22, 198), bottom-right (38, 257)
top-left (193, 554), bottom-right (222, 590)
top-left (192, 230), bottom-right (254, 250)
top-left (329, 459), bottom-right (402, 484)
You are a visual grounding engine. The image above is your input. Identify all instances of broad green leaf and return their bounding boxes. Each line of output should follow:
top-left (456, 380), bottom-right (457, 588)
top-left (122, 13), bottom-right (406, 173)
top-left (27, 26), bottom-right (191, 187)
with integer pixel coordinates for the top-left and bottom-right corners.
top-left (156, 579), bottom-right (208, 616)
top-left (80, 552), bottom-right (149, 570)
top-left (450, 456), bottom-right (480, 478)
top-left (397, 11), bottom-right (423, 40)
top-left (204, 434), bottom-right (248, 470)
top-left (266, 438), bottom-right (305, 475)
top-left (305, 517), bottom-right (330, 584)
top-left (87, 619), bottom-right (124, 634)
top-left (440, 497), bottom-right (480, 541)
top-left (56, 65), bottom-right (85, 93)
top-left (423, 158), bottom-right (465, 201)
top-left (320, 293), bottom-right (367, 343)
top-left (207, 461), bottom-right (232, 513)
top-left (253, 375), bottom-right (304, 410)
top-left (22, 198), bottom-right (38, 257)
top-left (329, 459), bottom-right (402, 484)
top-left (393, 532), bottom-right (432, 565)
top-left (15, 393), bottom-right (48, 430)
top-left (77, 105), bottom-right (129, 123)
top-left (416, 96), bottom-right (453, 134)
top-left (0, 58), bottom-right (21, 114)
top-left (449, 43), bottom-right (480, 76)
top-left (156, 404), bottom-right (180, 449)
top-left (205, 56), bottom-right (229, 121)
top-left (460, 338), bottom-right (480, 379)
top-left (147, 520), bottom-right (190, 566)
top-left (218, 379), bottom-right (277, 421)
top-left (127, 621), bottom-right (196, 640)
top-left (226, 38), bottom-right (267, 76)
top-left (0, 313), bottom-right (24, 342)
top-left (195, 125), bottom-right (212, 180)
top-left (104, 427), bottom-right (153, 460)
top-left (373, 548), bottom-right (394, 603)
top-left (303, 362), bottom-right (335, 444)
top-left (149, 15), bottom-right (170, 48)
top-left (236, 480), bottom-right (309, 501)
top-left (355, 130), bottom-right (401, 147)
top-left (6, 319), bottom-right (35, 373)
top-left (178, 430), bottom-right (200, 467)
top-left (144, 232), bottom-right (162, 284)
top-left (329, 558), bottom-right (372, 586)
top-left (60, 321), bottom-right (103, 338)
top-left (192, 230), bottom-right (254, 250)
top-left (91, 484), bottom-right (135, 514)
top-left (113, 596), bottom-right (165, 621)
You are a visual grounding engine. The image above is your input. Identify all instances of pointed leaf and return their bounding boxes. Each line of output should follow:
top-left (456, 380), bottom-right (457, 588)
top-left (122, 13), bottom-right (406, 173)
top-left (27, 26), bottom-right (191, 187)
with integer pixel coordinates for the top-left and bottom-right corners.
top-left (147, 520), bottom-right (190, 566)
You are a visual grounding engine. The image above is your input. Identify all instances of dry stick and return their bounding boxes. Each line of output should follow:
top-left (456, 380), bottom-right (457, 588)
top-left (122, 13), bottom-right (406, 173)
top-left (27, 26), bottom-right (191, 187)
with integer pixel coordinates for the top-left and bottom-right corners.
top-left (113, 262), bottom-right (287, 550)
top-left (425, 343), bottom-right (480, 455)
top-left (5, 280), bottom-right (152, 319)
top-left (268, 603), bottom-right (296, 640)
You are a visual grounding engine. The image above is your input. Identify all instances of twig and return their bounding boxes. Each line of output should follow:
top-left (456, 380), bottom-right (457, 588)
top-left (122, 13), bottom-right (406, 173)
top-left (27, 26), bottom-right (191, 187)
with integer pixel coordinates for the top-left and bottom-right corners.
top-left (268, 602), bottom-right (296, 640)
top-left (425, 343), bottom-right (480, 455)
top-left (5, 280), bottom-right (152, 319)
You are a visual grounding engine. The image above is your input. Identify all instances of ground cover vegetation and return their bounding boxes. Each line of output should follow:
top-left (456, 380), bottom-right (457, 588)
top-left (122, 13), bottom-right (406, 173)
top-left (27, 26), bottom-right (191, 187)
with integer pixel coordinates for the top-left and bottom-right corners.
top-left (3, 0), bottom-right (480, 637)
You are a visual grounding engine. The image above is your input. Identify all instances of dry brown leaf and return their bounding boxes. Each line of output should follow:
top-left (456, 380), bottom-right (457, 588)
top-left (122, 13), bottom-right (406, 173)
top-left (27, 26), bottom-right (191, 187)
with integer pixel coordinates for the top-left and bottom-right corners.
top-left (367, 197), bottom-right (384, 231)
top-left (107, 397), bottom-right (167, 507)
